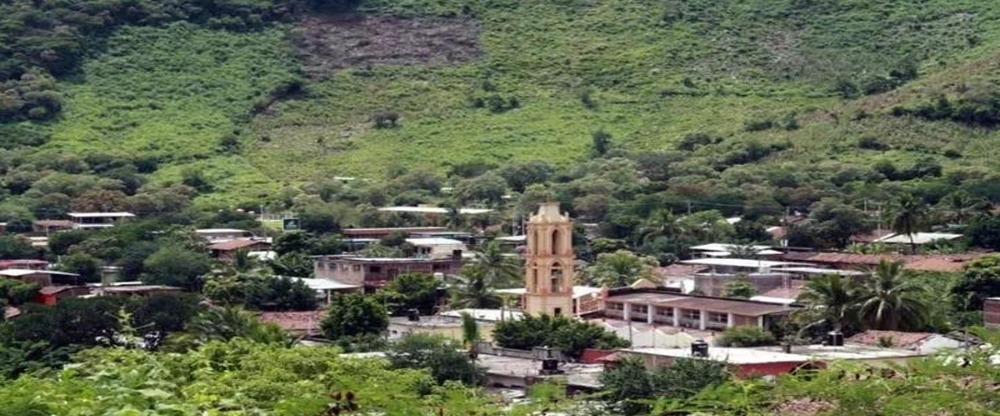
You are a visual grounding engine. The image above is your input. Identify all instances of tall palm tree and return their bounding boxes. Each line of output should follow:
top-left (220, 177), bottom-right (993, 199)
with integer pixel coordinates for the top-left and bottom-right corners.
top-left (460, 312), bottom-right (480, 361)
top-left (855, 259), bottom-right (929, 331)
top-left (472, 241), bottom-right (521, 288)
top-left (890, 193), bottom-right (928, 254)
top-left (171, 307), bottom-right (296, 349)
top-left (796, 274), bottom-right (857, 333)
top-left (448, 266), bottom-right (502, 309)
top-left (937, 191), bottom-right (989, 226)
top-left (232, 248), bottom-right (257, 273)
top-left (636, 209), bottom-right (679, 245)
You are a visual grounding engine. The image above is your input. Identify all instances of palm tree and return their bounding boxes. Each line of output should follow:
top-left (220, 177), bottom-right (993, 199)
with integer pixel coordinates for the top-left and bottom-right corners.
top-left (890, 193), bottom-right (928, 254)
top-left (636, 209), bottom-right (679, 245)
top-left (172, 307), bottom-right (296, 349)
top-left (232, 248), bottom-right (257, 273)
top-left (796, 274), bottom-right (857, 333)
top-left (460, 312), bottom-right (480, 361)
top-left (448, 266), bottom-right (502, 309)
top-left (472, 241), bottom-right (521, 288)
top-left (854, 259), bottom-right (929, 331)
top-left (937, 191), bottom-right (989, 225)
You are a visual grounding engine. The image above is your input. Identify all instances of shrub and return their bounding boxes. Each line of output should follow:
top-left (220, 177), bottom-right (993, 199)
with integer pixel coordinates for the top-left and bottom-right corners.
top-left (857, 136), bottom-right (889, 151)
top-left (677, 133), bottom-right (720, 151)
top-left (371, 111), bottom-right (399, 128)
top-left (715, 326), bottom-right (777, 347)
top-left (743, 118), bottom-right (775, 132)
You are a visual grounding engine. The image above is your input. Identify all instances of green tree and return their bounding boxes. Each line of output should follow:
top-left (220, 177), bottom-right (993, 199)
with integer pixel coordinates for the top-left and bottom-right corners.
top-left (952, 255), bottom-right (1000, 312)
top-left (461, 312), bottom-right (480, 360)
top-left (386, 333), bottom-right (486, 386)
top-left (379, 272), bottom-right (440, 315)
top-left (245, 275), bottom-right (318, 311)
top-left (142, 245), bottom-right (212, 290)
top-left (472, 241), bottom-right (521, 288)
top-left (449, 266), bottom-right (502, 309)
top-left (321, 294), bottom-right (388, 340)
top-left (600, 356), bottom-right (729, 416)
top-left (493, 314), bottom-right (629, 359)
top-left (500, 161), bottom-right (554, 193)
top-left (715, 326), bottom-right (777, 347)
top-left (591, 129), bottom-right (612, 157)
top-left (268, 252), bottom-right (314, 277)
top-left (453, 172), bottom-right (507, 207)
top-left (584, 250), bottom-right (659, 288)
top-left (636, 209), bottom-right (679, 245)
top-left (0, 235), bottom-right (39, 259)
top-left (937, 191), bottom-right (988, 225)
top-left (57, 252), bottom-right (102, 283)
top-left (0, 279), bottom-right (39, 306)
top-left (722, 279), bottom-right (757, 299)
top-left (855, 259), bottom-right (929, 330)
top-left (890, 192), bottom-right (928, 254)
top-left (169, 307), bottom-right (294, 350)
top-left (47, 230), bottom-right (89, 255)
top-left (796, 274), bottom-right (857, 334)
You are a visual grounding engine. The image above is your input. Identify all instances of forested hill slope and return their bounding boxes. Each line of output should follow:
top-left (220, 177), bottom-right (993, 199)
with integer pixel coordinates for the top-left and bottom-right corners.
top-left (3, 0), bottom-right (1000, 210)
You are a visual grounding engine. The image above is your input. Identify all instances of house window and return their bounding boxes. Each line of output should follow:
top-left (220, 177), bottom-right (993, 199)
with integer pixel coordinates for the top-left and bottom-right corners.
top-left (351, 265), bottom-right (361, 272)
top-left (369, 266), bottom-right (382, 273)
top-left (631, 304), bottom-right (648, 314)
top-left (607, 302), bottom-right (624, 311)
top-left (682, 309), bottom-right (701, 320)
top-left (709, 312), bottom-right (728, 324)
top-left (655, 307), bottom-right (674, 317)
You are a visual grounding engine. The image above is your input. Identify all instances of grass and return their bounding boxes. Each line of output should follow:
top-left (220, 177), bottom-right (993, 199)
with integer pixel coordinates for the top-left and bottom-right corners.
top-left (42, 23), bottom-right (299, 205)
top-left (24, 0), bottom-right (1000, 205)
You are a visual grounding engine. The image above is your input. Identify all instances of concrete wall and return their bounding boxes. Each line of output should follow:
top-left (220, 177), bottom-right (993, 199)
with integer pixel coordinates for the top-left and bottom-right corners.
top-left (985, 298), bottom-right (1000, 329)
top-left (694, 274), bottom-right (788, 297)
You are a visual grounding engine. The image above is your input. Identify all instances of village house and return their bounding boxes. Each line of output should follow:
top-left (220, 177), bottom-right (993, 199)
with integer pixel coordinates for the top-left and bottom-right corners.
top-left (985, 297), bottom-right (1000, 329)
top-left (313, 255), bottom-right (465, 290)
top-left (32, 220), bottom-right (75, 234)
top-left (195, 228), bottom-right (253, 243)
top-left (601, 287), bottom-right (799, 331)
top-left (208, 238), bottom-right (272, 261)
top-left (68, 212), bottom-right (135, 230)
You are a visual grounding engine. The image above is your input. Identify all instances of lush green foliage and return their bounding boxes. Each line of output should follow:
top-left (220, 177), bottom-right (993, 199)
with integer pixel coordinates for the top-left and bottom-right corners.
top-left (493, 314), bottom-right (630, 359)
top-left (387, 333), bottom-right (486, 386)
top-left (600, 356), bottom-right (729, 415)
top-left (795, 260), bottom-right (933, 338)
top-left (378, 272), bottom-right (441, 315)
top-left (204, 273), bottom-right (319, 311)
top-left (0, 294), bottom-right (201, 378)
top-left (321, 293), bottom-right (389, 340)
top-left (715, 326), bottom-right (777, 347)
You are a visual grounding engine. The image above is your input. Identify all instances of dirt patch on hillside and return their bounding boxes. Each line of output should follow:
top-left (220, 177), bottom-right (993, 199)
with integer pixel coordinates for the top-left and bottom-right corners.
top-left (294, 15), bottom-right (481, 78)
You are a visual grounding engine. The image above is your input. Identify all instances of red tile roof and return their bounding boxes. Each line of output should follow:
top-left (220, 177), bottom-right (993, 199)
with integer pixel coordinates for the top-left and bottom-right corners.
top-left (780, 252), bottom-right (989, 273)
top-left (0, 259), bottom-right (48, 268)
top-left (258, 310), bottom-right (325, 333)
top-left (759, 280), bottom-right (806, 299)
top-left (656, 264), bottom-right (708, 278)
top-left (208, 239), bottom-right (270, 251)
top-left (38, 285), bottom-right (82, 295)
top-left (846, 330), bottom-right (934, 350)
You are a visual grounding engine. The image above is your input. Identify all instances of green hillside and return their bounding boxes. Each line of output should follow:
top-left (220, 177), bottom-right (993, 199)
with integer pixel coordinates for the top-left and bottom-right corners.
top-left (4, 0), bottom-right (1000, 208)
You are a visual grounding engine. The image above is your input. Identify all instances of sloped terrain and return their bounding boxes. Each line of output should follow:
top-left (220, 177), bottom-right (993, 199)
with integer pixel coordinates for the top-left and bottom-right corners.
top-left (5, 0), bottom-right (1000, 207)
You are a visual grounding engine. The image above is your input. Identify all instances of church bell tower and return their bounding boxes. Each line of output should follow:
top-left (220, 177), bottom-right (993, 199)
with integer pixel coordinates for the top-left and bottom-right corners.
top-left (524, 202), bottom-right (575, 317)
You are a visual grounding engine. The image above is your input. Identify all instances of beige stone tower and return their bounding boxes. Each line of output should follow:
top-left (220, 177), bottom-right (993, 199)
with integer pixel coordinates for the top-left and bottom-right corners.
top-left (524, 202), bottom-right (575, 317)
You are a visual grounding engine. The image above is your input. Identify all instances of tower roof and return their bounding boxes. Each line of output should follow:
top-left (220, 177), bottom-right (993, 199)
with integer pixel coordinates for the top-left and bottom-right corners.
top-left (530, 202), bottom-right (569, 223)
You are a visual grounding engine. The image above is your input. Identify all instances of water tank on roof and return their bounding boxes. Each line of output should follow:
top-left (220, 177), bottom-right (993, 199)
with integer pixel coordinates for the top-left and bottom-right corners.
top-left (691, 339), bottom-right (709, 358)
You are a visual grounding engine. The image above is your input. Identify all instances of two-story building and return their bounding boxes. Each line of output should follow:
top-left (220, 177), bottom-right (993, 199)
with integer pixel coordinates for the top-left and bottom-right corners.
top-left (602, 288), bottom-right (798, 331)
top-left (313, 255), bottom-right (465, 290)
top-left (68, 212), bottom-right (135, 230)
